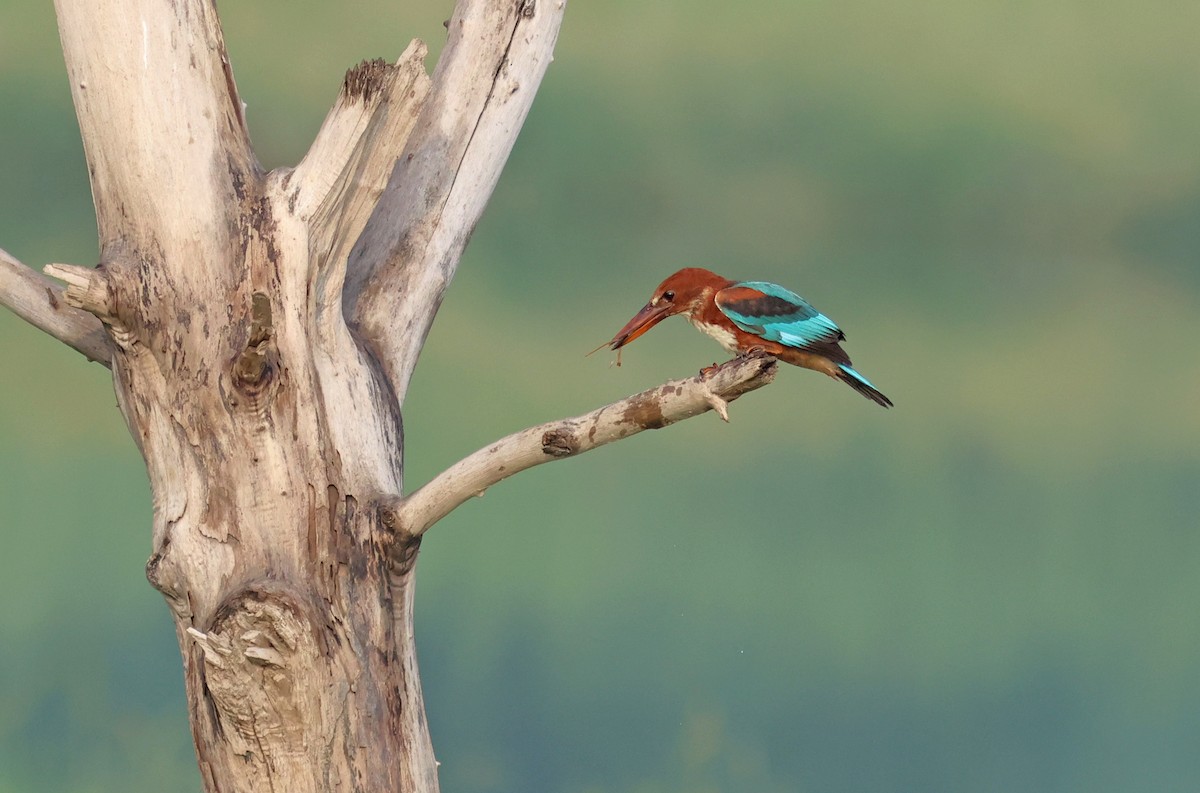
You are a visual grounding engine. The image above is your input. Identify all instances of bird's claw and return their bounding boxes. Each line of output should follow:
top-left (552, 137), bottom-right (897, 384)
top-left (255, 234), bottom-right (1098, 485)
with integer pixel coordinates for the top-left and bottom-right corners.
top-left (699, 362), bottom-right (720, 377)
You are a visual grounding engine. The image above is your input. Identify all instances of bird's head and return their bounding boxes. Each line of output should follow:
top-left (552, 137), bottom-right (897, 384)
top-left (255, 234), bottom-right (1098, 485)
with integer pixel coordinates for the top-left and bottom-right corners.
top-left (605, 268), bottom-right (730, 350)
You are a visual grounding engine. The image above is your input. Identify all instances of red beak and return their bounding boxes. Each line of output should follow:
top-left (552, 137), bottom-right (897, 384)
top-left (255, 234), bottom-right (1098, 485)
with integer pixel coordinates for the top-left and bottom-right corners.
top-left (608, 301), bottom-right (674, 350)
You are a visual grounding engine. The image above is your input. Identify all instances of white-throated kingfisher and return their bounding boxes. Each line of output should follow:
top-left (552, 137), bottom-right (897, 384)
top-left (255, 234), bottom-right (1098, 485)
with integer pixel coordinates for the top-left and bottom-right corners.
top-left (602, 267), bottom-right (893, 408)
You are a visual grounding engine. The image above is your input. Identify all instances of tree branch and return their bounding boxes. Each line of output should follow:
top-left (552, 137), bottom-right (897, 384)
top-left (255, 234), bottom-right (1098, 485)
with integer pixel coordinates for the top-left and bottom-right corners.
top-left (0, 248), bottom-right (111, 365)
top-left (387, 355), bottom-right (778, 543)
top-left (292, 41), bottom-right (431, 348)
top-left (346, 0), bottom-right (566, 403)
top-left (54, 0), bottom-right (256, 270)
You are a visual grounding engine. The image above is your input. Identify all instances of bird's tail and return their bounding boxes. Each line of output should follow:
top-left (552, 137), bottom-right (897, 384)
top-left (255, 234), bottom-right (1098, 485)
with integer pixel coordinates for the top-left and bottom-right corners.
top-left (837, 364), bottom-right (893, 408)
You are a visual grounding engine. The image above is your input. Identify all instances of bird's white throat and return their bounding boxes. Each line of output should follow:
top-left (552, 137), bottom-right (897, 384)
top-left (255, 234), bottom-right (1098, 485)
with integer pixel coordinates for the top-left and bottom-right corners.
top-left (687, 316), bottom-right (739, 353)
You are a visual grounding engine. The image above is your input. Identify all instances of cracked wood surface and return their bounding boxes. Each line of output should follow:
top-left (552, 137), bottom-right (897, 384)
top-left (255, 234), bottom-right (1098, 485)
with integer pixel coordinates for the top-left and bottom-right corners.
top-left (25, 1), bottom-right (565, 792)
top-left (346, 0), bottom-right (565, 402)
top-left (0, 2), bottom-right (790, 792)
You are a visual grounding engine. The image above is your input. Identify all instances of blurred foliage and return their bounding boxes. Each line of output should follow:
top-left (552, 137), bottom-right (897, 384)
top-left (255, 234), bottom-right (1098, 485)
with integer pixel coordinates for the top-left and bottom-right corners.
top-left (2, 0), bottom-right (1199, 792)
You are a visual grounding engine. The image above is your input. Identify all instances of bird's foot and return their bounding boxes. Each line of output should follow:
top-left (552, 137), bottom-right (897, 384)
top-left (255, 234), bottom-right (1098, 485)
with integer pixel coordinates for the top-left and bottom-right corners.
top-left (699, 362), bottom-right (721, 377)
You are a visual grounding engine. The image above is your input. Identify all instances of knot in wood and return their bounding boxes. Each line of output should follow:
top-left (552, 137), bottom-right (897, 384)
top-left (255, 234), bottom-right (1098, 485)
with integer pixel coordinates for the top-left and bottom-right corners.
top-left (196, 588), bottom-right (314, 762)
top-left (145, 541), bottom-right (186, 614)
top-left (231, 291), bottom-right (277, 393)
top-left (541, 428), bottom-right (578, 457)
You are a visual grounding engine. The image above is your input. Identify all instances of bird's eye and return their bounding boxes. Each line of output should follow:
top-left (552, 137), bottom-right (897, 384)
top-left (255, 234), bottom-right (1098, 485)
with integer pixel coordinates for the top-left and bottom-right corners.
top-left (662, 290), bottom-right (675, 302)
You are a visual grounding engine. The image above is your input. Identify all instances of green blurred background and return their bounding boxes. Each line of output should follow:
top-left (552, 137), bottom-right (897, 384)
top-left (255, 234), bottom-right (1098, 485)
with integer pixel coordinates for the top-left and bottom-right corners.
top-left (3, 1), bottom-right (1199, 791)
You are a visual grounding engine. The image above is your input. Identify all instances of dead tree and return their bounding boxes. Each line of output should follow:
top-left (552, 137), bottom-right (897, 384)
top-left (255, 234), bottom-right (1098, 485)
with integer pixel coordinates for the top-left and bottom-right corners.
top-left (0, 1), bottom-right (776, 790)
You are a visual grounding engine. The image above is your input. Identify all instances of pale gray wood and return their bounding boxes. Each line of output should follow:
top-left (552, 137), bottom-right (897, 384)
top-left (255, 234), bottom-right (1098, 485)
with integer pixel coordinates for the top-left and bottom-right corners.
top-left (346, 0), bottom-right (566, 402)
top-left (0, 248), bottom-right (111, 364)
top-left (392, 356), bottom-right (779, 540)
top-left (41, 1), bottom-right (521, 790)
top-left (1, 1), bottom-right (788, 791)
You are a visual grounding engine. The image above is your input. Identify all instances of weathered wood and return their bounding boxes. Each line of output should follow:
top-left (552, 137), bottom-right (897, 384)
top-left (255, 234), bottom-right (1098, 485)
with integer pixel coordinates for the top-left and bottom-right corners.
top-left (0, 248), bottom-right (111, 364)
top-left (47, 0), bottom-right (435, 788)
top-left (391, 355), bottom-right (779, 541)
top-left (346, 0), bottom-right (566, 402)
top-left (0, 1), bottom-right (789, 791)
top-left (39, 0), bottom-right (569, 790)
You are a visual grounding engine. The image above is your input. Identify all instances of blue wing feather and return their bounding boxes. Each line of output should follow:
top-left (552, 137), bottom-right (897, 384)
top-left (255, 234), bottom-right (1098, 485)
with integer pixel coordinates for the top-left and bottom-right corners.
top-left (715, 281), bottom-right (844, 350)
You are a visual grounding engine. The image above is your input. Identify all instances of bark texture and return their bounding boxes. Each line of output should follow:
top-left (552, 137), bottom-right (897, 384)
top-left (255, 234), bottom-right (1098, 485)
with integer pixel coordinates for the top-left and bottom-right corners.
top-left (0, 2), bottom-right (786, 791)
top-left (41, 0), bottom-right (563, 790)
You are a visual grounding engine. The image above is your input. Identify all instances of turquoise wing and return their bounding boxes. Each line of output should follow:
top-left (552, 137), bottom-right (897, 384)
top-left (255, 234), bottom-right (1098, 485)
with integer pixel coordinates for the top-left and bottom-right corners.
top-left (715, 281), bottom-right (845, 350)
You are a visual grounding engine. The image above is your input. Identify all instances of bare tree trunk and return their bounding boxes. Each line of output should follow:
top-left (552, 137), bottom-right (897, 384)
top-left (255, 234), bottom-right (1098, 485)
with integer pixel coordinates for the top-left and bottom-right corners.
top-left (42, 1), bottom-right (562, 789)
top-left (0, 1), bottom-right (776, 791)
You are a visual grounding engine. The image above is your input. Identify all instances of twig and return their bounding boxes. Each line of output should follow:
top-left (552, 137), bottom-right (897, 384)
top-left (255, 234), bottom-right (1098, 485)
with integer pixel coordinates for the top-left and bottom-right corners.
top-left (386, 354), bottom-right (777, 543)
top-left (0, 248), bottom-right (112, 365)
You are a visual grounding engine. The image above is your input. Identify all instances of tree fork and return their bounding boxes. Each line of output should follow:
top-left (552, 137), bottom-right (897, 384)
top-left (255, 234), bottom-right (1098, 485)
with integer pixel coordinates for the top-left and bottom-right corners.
top-left (32, 1), bottom-right (568, 789)
top-left (0, 1), bottom-right (790, 791)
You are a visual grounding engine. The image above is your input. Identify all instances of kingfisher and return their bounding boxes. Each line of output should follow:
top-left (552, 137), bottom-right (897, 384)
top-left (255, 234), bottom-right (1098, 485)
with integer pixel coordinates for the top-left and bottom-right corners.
top-left (601, 267), bottom-right (893, 408)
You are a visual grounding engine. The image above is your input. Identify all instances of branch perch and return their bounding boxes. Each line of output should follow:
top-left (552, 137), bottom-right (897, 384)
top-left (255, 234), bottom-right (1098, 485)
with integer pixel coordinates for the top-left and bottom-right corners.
top-left (0, 248), bottom-right (112, 365)
top-left (388, 354), bottom-right (778, 542)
